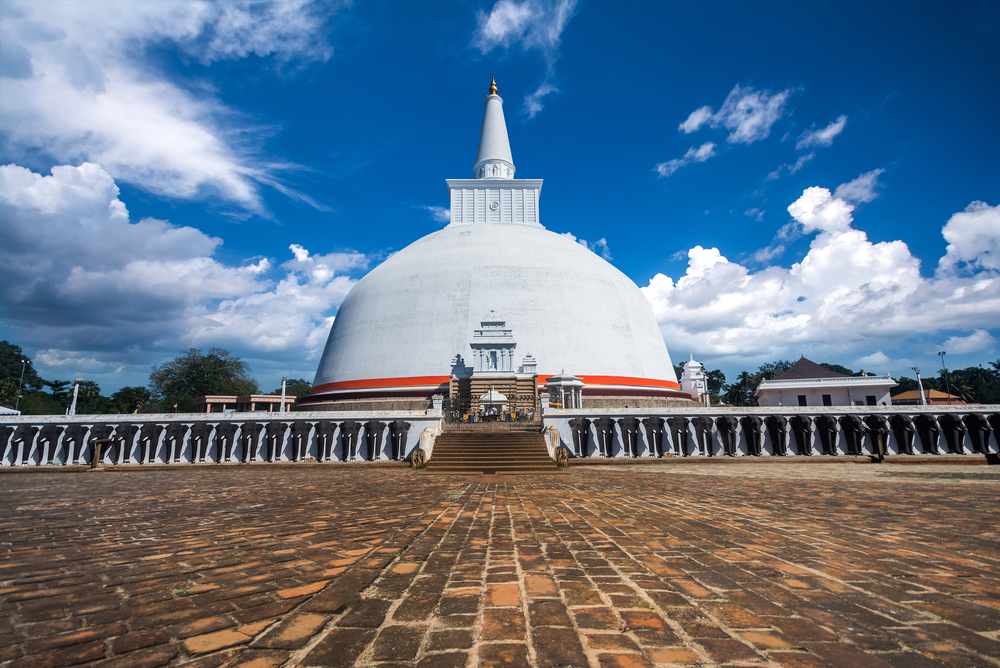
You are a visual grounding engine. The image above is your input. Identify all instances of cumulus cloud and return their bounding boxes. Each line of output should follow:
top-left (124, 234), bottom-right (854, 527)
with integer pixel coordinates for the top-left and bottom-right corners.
top-left (560, 232), bottom-right (612, 260)
top-left (833, 168), bottom-right (884, 204)
top-left (0, 0), bottom-right (340, 210)
top-left (938, 201), bottom-right (1000, 274)
top-left (0, 162), bottom-right (363, 370)
top-left (679, 84), bottom-right (792, 145)
top-left (654, 142), bottom-right (716, 178)
top-left (940, 329), bottom-right (996, 355)
top-left (473, 0), bottom-right (577, 118)
top-left (854, 351), bottom-right (892, 369)
top-left (641, 184), bottom-right (1000, 361)
top-left (796, 115), bottom-right (848, 149)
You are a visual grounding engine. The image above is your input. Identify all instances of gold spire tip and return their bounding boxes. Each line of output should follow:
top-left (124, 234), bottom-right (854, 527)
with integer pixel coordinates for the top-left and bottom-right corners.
top-left (488, 76), bottom-right (497, 95)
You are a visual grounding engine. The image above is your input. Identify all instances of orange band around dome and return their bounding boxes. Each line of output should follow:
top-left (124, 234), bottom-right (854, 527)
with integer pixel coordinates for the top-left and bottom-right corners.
top-left (311, 374), bottom-right (679, 395)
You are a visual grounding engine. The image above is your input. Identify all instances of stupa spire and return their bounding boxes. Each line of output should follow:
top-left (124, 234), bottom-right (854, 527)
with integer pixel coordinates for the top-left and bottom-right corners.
top-left (474, 78), bottom-right (515, 179)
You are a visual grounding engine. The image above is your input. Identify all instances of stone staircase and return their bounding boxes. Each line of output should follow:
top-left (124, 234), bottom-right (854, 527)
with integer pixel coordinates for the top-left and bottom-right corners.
top-left (423, 431), bottom-right (560, 475)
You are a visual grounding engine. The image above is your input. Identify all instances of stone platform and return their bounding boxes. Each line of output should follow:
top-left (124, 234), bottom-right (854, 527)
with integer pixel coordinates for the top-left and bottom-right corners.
top-left (1, 464), bottom-right (998, 667)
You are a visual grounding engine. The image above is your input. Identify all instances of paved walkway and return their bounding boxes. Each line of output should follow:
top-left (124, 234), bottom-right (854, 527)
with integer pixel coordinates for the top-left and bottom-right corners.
top-left (1, 464), bottom-right (998, 667)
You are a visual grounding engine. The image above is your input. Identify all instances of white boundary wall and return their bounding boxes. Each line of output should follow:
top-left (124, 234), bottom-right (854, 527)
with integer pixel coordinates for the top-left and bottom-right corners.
top-left (542, 405), bottom-right (1000, 459)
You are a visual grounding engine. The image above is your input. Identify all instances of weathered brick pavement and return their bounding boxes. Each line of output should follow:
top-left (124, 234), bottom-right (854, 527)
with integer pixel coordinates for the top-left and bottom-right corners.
top-left (1, 465), bottom-right (998, 667)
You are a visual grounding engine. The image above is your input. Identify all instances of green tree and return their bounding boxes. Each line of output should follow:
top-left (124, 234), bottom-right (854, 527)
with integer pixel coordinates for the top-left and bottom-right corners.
top-left (706, 369), bottom-right (726, 396)
top-left (0, 341), bottom-right (45, 408)
top-left (724, 371), bottom-right (756, 406)
top-left (269, 378), bottom-right (312, 398)
top-left (722, 360), bottom-right (793, 406)
top-left (819, 362), bottom-right (854, 376)
top-left (110, 386), bottom-right (152, 414)
top-left (149, 348), bottom-right (259, 412)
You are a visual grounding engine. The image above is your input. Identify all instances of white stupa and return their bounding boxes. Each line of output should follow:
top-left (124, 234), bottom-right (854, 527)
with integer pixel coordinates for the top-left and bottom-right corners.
top-left (305, 79), bottom-right (682, 410)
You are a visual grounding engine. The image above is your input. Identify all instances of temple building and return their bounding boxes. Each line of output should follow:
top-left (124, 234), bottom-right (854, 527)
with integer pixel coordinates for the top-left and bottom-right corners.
top-left (755, 357), bottom-right (897, 407)
top-left (301, 79), bottom-right (688, 412)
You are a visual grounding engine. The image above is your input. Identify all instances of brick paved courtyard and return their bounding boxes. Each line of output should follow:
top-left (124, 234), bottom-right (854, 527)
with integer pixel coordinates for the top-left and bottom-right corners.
top-left (1, 464), bottom-right (998, 667)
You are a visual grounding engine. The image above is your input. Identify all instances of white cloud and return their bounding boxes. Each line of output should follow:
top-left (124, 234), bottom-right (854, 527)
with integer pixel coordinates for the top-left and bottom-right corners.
top-left (654, 142), bottom-right (716, 178)
top-left (473, 0), bottom-right (577, 118)
top-left (854, 351), bottom-right (891, 369)
top-left (679, 85), bottom-right (792, 145)
top-left (0, 0), bottom-right (340, 210)
top-left (938, 201), bottom-right (1000, 274)
top-left (767, 150), bottom-right (815, 181)
top-left (744, 208), bottom-right (765, 222)
top-left (941, 329), bottom-right (996, 355)
top-left (0, 162), bottom-right (363, 365)
top-left (641, 186), bottom-right (1000, 360)
top-left (679, 106), bottom-right (713, 134)
top-left (560, 231), bottom-right (612, 260)
top-left (796, 115), bottom-right (848, 149)
top-left (833, 168), bottom-right (884, 204)
top-left (419, 205), bottom-right (452, 223)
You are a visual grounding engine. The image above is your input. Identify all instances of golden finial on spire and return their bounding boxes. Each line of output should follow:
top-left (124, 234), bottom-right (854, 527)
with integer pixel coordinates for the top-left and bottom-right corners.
top-left (488, 76), bottom-right (497, 95)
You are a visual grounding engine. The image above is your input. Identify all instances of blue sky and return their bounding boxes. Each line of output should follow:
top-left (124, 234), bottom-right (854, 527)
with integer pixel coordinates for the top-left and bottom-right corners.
top-left (1, 0), bottom-right (998, 395)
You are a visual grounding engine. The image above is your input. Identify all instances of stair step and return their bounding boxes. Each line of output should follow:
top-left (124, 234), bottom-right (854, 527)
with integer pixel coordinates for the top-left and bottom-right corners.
top-left (426, 431), bottom-right (557, 475)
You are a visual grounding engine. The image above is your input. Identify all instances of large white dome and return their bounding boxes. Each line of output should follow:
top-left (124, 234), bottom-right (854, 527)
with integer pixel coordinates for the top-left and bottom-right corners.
top-left (306, 81), bottom-right (680, 408)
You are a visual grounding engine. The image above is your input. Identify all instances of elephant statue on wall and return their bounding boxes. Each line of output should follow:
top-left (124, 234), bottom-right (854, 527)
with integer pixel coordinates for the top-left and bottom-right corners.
top-left (789, 415), bottom-right (813, 456)
top-left (667, 416), bottom-right (690, 456)
top-left (1, 425), bottom-right (15, 464)
top-left (691, 417), bottom-right (714, 456)
top-left (568, 417), bottom-right (591, 457)
top-left (88, 424), bottom-right (115, 466)
top-left (315, 420), bottom-right (339, 462)
top-left (715, 416), bottom-right (739, 456)
top-left (137, 423), bottom-right (164, 464)
top-left (62, 424), bottom-right (89, 465)
top-left (264, 421), bottom-right (288, 462)
top-left (593, 417), bottom-right (615, 457)
top-left (815, 415), bottom-right (838, 456)
top-left (289, 421), bottom-right (314, 461)
top-left (939, 414), bottom-right (966, 454)
top-left (364, 420), bottom-right (387, 461)
top-left (962, 414), bottom-right (990, 454)
top-left (765, 415), bottom-right (788, 456)
top-left (839, 415), bottom-right (865, 456)
top-left (12, 424), bottom-right (40, 464)
top-left (213, 422), bottom-right (239, 462)
top-left (389, 420), bottom-right (412, 461)
top-left (890, 414), bottom-right (915, 455)
top-left (988, 415), bottom-right (1000, 451)
top-left (164, 423), bottom-right (189, 463)
top-left (642, 416), bottom-right (666, 458)
top-left (740, 415), bottom-right (763, 456)
top-left (239, 421), bottom-right (264, 462)
top-left (340, 420), bottom-right (363, 461)
top-left (864, 415), bottom-right (889, 461)
top-left (189, 422), bottom-right (213, 463)
top-left (37, 424), bottom-right (65, 464)
top-left (914, 415), bottom-right (940, 455)
top-left (617, 417), bottom-right (641, 458)
top-left (112, 423), bottom-right (140, 464)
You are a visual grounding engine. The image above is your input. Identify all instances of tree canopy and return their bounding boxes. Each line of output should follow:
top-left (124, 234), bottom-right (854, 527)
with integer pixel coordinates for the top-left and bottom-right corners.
top-left (269, 378), bottom-right (313, 399)
top-left (149, 348), bottom-right (259, 412)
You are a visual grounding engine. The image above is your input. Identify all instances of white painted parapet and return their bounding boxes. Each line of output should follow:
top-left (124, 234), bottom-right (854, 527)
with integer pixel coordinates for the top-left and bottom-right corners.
top-left (0, 411), bottom-right (441, 467)
top-left (542, 405), bottom-right (1000, 460)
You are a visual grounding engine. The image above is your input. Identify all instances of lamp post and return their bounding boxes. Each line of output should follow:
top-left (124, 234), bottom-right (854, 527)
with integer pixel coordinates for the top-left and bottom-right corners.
top-left (14, 359), bottom-right (26, 412)
top-left (938, 351), bottom-right (951, 406)
top-left (280, 374), bottom-right (288, 414)
top-left (68, 378), bottom-right (83, 416)
top-left (911, 367), bottom-right (927, 406)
